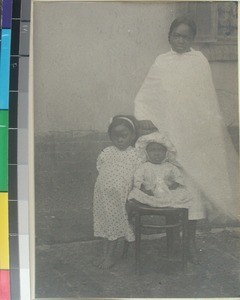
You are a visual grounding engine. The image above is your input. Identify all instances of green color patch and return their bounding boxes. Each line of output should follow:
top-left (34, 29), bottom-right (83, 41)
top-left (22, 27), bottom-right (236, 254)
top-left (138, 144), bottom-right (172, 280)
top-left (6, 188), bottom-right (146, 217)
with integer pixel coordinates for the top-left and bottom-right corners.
top-left (0, 111), bottom-right (9, 191)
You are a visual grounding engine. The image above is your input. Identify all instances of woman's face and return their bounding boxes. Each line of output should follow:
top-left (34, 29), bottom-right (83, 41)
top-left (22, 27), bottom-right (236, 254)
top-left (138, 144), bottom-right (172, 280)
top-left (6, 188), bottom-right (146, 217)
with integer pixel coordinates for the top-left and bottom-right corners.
top-left (169, 23), bottom-right (194, 53)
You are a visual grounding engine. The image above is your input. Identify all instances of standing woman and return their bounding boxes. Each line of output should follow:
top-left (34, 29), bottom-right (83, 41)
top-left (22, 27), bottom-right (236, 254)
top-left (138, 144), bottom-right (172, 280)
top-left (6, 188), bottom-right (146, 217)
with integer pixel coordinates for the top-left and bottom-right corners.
top-left (134, 17), bottom-right (239, 238)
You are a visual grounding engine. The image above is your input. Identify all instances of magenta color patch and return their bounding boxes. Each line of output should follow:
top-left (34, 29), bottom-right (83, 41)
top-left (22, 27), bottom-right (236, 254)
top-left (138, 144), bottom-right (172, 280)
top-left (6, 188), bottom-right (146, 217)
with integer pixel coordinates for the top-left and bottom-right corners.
top-left (0, 270), bottom-right (10, 300)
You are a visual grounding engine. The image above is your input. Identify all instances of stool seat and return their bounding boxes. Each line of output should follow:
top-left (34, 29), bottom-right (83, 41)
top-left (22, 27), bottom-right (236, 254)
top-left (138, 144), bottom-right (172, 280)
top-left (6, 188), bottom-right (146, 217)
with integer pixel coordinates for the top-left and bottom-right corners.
top-left (127, 198), bottom-right (186, 214)
top-left (124, 199), bottom-right (189, 274)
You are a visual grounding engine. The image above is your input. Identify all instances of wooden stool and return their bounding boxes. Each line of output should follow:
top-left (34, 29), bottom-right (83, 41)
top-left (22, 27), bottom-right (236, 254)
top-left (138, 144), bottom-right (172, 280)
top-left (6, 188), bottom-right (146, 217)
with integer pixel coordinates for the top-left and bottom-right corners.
top-left (124, 199), bottom-right (189, 274)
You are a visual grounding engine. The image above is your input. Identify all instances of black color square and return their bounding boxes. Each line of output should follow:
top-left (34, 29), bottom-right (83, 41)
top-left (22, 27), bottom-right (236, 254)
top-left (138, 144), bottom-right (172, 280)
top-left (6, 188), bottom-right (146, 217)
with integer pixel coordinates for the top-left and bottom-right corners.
top-left (10, 269), bottom-right (21, 300)
top-left (11, 20), bottom-right (20, 55)
top-left (9, 164), bottom-right (18, 200)
top-left (9, 201), bottom-right (18, 234)
top-left (12, 0), bottom-right (21, 19)
top-left (10, 57), bottom-right (19, 91)
top-left (9, 235), bottom-right (19, 269)
top-left (9, 129), bottom-right (18, 164)
top-left (9, 92), bottom-right (18, 128)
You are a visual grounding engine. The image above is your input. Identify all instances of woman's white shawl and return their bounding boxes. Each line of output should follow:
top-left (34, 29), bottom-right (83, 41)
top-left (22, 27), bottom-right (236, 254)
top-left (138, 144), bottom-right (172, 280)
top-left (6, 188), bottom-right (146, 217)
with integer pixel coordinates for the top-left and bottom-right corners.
top-left (134, 49), bottom-right (239, 221)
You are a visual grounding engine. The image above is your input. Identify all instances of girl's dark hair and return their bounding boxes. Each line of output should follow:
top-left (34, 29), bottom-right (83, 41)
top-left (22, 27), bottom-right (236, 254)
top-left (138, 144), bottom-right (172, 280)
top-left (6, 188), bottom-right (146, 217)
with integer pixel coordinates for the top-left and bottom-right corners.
top-left (108, 115), bottom-right (139, 145)
top-left (168, 16), bottom-right (197, 41)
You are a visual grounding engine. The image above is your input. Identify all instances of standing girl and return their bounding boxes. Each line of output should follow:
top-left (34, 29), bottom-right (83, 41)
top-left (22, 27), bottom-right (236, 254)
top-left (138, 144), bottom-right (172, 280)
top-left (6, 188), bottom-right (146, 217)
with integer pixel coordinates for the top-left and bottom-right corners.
top-left (93, 115), bottom-right (141, 269)
top-left (134, 16), bottom-right (239, 222)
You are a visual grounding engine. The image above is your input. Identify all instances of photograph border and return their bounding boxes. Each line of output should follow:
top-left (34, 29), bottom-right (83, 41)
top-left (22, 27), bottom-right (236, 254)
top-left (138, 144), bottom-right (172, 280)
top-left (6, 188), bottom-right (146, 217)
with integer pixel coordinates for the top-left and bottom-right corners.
top-left (30, 1), bottom-right (239, 299)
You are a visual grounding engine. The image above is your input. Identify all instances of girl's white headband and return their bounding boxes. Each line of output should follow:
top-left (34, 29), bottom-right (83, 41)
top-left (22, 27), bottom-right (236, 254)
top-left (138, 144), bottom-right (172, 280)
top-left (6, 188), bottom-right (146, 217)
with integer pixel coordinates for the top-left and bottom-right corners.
top-left (109, 116), bottom-right (135, 131)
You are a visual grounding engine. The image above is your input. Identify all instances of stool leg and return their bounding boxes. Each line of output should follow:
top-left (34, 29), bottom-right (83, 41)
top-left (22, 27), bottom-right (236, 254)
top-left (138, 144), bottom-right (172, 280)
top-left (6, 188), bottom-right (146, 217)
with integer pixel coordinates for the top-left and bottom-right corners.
top-left (166, 228), bottom-right (174, 258)
top-left (166, 214), bottom-right (181, 258)
top-left (182, 210), bottom-right (188, 271)
top-left (166, 215), bottom-right (175, 258)
top-left (135, 213), bottom-right (141, 275)
top-left (122, 240), bottom-right (129, 259)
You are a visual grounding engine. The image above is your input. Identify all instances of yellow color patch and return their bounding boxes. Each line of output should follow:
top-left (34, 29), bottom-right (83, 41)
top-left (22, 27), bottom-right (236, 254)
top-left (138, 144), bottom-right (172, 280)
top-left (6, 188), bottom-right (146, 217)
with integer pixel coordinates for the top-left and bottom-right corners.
top-left (0, 193), bottom-right (9, 269)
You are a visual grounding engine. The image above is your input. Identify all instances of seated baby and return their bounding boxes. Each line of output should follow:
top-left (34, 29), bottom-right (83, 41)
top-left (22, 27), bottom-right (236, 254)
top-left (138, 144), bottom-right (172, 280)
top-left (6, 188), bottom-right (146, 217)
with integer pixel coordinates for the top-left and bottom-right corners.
top-left (128, 131), bottom-right (192, 208)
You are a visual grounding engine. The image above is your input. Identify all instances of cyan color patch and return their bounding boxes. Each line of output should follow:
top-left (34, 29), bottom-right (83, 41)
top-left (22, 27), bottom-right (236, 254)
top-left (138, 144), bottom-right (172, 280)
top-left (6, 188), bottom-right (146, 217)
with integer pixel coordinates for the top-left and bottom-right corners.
top-left (0, 29), bottom-right (11, 109)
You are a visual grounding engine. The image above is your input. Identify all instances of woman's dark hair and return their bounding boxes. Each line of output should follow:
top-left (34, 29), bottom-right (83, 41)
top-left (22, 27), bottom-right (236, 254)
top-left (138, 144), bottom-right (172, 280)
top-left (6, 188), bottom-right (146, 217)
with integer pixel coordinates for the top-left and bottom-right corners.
top-left (108, 115), bottom-right (139, 145)
top-left (168, 16), bottom-right (197, 41)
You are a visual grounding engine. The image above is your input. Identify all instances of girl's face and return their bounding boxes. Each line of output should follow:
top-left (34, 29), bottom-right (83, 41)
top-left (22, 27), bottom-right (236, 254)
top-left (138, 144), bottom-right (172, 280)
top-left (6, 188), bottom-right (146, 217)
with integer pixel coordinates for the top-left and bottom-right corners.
top-left (169, 23), bottom-right (194, 53)
top-left (146, 142), bottom-right (167, 164)
top-left (110, 124), bottom-right (135, 151)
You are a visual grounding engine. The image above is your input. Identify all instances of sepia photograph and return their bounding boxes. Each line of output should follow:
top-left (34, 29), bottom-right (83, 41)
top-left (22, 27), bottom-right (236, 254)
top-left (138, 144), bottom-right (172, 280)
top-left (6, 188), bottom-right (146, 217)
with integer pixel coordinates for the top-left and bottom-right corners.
top-left (32, 1), bottom-right (239, 298)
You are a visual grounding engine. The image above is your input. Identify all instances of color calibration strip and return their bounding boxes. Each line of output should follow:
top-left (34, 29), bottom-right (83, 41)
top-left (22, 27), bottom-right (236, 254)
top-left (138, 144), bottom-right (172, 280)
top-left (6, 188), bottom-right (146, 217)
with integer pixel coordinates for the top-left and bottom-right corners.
top-left (0, 0), bottom-right (31, 299)
top-left (0, 1), bottom-right (12, 299)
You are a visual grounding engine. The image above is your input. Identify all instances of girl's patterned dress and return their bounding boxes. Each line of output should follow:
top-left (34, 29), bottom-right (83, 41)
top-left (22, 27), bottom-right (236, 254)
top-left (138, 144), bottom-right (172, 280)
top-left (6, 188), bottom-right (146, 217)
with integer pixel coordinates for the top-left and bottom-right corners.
top-left (93, 146), bottom-right (141, 241)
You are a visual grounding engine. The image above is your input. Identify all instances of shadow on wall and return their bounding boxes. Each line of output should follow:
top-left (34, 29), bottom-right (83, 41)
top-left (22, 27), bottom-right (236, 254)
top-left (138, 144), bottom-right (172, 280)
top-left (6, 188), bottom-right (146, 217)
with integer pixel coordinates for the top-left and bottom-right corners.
top-left (35, 130), bottom-right (111, 245)
top-left (35, 127), bottom-right (239, 245)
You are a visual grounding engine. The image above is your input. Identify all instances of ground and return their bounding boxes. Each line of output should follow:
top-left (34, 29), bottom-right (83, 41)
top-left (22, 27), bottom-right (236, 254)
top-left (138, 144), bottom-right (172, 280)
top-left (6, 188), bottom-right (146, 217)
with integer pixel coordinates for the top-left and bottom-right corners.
top-left (35, 129), bottom-right (239, 298)
top-left (35, 228), bottom-right (240, 298)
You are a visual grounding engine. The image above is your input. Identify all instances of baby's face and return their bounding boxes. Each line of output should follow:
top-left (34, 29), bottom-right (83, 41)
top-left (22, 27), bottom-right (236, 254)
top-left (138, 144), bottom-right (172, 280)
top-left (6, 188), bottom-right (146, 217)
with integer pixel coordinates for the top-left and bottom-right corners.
top-left (146, 142), bottom-right (167, 164)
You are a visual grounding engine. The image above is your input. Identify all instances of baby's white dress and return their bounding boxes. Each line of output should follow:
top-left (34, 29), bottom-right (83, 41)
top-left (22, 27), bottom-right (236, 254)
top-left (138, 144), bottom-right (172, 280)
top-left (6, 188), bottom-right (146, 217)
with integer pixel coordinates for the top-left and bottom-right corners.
top-left (128, 162), bottom-right (205, 220)
top-left (93, 146), bottom-right (141, 241)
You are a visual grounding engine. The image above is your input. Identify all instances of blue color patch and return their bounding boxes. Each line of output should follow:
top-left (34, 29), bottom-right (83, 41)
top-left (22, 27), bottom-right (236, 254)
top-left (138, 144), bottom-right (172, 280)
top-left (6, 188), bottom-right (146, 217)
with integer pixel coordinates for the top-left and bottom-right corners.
top-left (2, 0), bottom-right (13, 28)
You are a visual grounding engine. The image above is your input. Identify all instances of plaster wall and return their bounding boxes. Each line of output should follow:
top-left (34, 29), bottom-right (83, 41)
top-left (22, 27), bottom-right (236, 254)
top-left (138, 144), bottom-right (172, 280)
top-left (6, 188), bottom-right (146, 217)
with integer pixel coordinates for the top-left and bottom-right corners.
top-left (34, 2), bottom-right (175, 134)
top-left (33, 2), bottom-right (238, 244)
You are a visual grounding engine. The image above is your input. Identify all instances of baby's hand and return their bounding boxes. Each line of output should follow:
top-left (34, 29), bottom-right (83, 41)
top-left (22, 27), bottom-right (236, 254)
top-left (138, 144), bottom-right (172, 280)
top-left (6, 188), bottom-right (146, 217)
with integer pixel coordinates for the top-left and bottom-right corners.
top-left (169, 182), bottom-right (180, 190)
top-left (140, 184), bottom-right (154, 196)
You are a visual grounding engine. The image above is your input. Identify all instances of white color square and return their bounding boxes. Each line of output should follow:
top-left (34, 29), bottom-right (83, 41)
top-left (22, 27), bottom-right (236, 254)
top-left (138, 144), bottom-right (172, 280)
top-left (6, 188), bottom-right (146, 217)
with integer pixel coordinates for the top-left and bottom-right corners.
top-left (18, 200), bottom-right (29, 234)
top-left (18, 92), bottom-right (28, 129)
top-left (20, 268), bottom-right (31, 300)
top-left (18, 164), bottom-right (29, 201)
top-left (18, 128), bottom-right (29, 164)
top-left (19, 234), bottom-right (30, 269)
